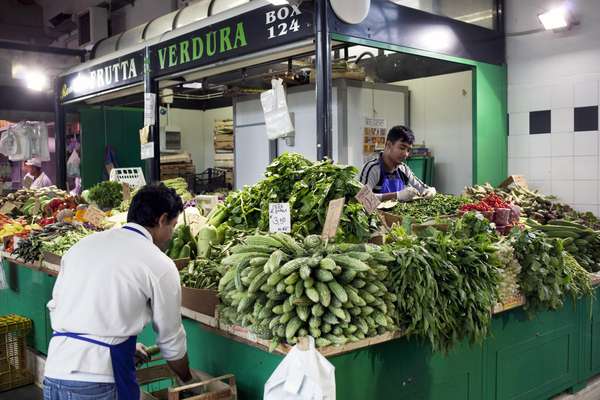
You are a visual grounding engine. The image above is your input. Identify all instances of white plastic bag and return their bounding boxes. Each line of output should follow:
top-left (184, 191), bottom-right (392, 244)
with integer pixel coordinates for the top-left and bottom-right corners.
top-left (67, 151), bottom-right (81, 177)
top-left (0, 129), bottom-right (18, 157)
top-left (264, 336), bottom-right (335, 400)
top-left (261, 78), bottom-right (295, 140)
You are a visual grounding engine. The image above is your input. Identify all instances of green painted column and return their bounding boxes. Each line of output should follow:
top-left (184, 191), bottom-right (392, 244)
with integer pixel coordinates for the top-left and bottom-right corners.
top-left (473, 63), bottom-right (508, 186)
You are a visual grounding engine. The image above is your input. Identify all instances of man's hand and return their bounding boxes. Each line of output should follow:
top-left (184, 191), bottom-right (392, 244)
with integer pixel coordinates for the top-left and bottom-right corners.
top-left (396, 187), bottom-right (419, 202)
top-left (422, 187), bottom-right (437, 199)
top-left (135, 343), bottom-right (150, 366)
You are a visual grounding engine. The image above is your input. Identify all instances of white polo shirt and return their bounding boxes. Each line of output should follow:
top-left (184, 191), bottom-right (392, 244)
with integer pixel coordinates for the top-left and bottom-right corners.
top-left (44, 223), bottom-right (187, 383)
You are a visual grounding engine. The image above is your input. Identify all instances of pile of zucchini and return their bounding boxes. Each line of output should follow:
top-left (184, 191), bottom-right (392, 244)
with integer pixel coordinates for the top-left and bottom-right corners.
top-left (217, 233), bottom-right (398, 349)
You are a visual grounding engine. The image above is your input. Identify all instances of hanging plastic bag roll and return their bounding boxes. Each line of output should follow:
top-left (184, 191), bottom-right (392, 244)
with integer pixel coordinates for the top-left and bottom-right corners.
top-left (264, 336), bottom-right (336, 400)
top-left (261, 78), bottom-right (295, 140)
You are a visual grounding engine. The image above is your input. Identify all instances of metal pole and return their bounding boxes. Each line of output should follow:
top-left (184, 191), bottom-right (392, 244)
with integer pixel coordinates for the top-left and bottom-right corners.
top-left (315, 0), bottom-right (332, 160)
top-left (144, 46), bottom-right (161, 182)
top-left (54, 80), bottom-right (67, 189)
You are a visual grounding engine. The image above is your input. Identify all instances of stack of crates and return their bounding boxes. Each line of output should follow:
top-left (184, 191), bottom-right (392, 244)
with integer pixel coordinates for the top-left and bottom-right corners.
top-left (0, 315), bottom-right (33, 392)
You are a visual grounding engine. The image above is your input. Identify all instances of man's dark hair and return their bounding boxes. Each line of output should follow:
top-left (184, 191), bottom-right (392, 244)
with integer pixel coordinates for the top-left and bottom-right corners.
top-left (387, 125), bottom-right (415, 145)
top-left (127, 183), bottom-right (183, 227)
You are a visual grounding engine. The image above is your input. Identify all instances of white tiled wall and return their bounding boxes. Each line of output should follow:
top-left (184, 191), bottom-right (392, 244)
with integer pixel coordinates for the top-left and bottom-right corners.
top-left (507, 0), bottom-right (600, 216)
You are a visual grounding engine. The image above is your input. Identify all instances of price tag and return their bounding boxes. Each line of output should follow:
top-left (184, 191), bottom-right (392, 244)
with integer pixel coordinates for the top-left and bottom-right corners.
top-left (355, 185), bottom-right (381, 214)
top-left (122, 183), bottom-right (131, 202)
top-left (141, 142), bottom-right (154, 160)
top-left (84, 206), bottom-right (106, 227)
top-left (0, 202), bottom-right (16, 215)
top-left (269, 203), bottom-right (291, 233)
top-left (144, 93), bottom-right (156, 126)
top-left (321, 197), bottom-right (345, 239)
top-left (513, 175), bottom-right (528, 189)
top-left (31, 199), bottom-right (41, 215)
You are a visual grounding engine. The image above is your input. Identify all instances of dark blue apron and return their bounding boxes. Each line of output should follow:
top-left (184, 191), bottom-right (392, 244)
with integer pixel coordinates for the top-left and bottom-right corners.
top-left (52, 225), bottom-right (148, 400)
top-left (379, 157), bottom-right (405, 194)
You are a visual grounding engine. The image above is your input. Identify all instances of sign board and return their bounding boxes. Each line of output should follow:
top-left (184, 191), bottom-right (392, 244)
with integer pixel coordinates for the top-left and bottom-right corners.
top-left (321, 197), bottom-right (345, 239)
top-left (363, 117), bottom-right (387, 161)
top-left (144, 93), bottom-right (156, 126)
top-left (355, 185), bottom-right (381, 214)
top-left (122, 183), bottom-right (131, 202)
top-left (141, 142), bottom-right (155, 160)
top-left (58, 51), bottom-right (144, 103)
top-left (84, 206), bottom-right (106, 227)
top-left (269, 203), bottom-right (291, 233)
top-left (499, 175), bottom-right (528, 189)
top-left (0, 202), bottom-right (16, 215)
top-left (151, 4), bottom-right (313, 77)
top-left (139, 126), bottom-right (150, 145)
top-left (31, 199), bottom-right (41, 216)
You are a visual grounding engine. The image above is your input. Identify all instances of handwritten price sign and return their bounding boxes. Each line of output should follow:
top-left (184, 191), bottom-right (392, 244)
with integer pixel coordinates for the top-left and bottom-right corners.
top-left (269, 203), bottom-right (291, 233)
top-left (355, 185), bottom-right (381, 214)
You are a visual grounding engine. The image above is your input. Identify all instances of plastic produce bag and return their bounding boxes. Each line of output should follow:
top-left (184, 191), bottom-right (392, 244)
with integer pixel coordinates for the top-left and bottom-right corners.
top-left (0, 129), bottom-right (18, 157)
top-left (264, 336), bottom-right (335, 400)
top-left (67, 151), bottom-right (81, 177)
top-left (261, 78), bottom-right (295, 140)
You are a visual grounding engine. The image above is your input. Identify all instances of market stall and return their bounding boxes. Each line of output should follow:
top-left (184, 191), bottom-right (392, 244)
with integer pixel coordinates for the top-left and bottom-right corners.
top-left (5, 1), bottom-right (598, 399)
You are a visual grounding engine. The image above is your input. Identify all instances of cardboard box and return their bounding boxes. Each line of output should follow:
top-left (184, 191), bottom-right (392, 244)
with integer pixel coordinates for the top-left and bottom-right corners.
top-left (181, 287), bottom-right (219, 317)
top-left (173, 258), bottom-right (190, 271)
top-left (42, 251), bottom-right (62, 266)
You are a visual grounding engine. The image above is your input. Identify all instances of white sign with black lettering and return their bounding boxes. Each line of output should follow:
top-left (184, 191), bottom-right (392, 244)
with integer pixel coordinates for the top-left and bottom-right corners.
top-left (269, 203), bottom-right (291, 233)
top-left (266, 5), bottom-right (302, 40)
top-left (141, 142), bottom-right (154, 160)
top-left (144, 93), bottom-right (156, 126)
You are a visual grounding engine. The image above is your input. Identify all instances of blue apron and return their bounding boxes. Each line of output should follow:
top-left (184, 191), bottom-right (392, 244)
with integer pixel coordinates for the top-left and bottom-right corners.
top-left (52, 226), bottom-right (148, 400)
top-left (379, 157), bottom-right (405, 194)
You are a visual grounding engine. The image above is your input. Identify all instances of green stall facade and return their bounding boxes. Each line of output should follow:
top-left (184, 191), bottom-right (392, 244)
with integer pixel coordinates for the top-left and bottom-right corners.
top-left (3, 260), bottom-right (599, 400)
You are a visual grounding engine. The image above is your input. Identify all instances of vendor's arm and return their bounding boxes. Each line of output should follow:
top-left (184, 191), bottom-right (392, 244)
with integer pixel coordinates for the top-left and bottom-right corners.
top-left (399, 164), bottom-right (436, 197)
top-left (151, 266), bottom-right (191, 381)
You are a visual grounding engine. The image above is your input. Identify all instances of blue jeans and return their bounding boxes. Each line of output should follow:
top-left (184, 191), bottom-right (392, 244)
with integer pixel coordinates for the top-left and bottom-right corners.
top-left (43, 377), bottom-right (117, 400)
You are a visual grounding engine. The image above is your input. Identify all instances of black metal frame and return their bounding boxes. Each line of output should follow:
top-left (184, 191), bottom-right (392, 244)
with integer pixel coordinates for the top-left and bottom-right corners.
top-left (315, 0), bottom-right (332, 160)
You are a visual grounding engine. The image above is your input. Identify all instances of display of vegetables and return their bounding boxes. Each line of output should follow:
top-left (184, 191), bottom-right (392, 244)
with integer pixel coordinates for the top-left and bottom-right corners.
top-left (385, 213), bottom-right (502, 352)
top-left (163, 177), bottom-right (193, 202)
top-left (41, 227), bottom-right (93, 256)
top-left (390, 194), bottom-right (469, 222)
top-left (213, 153), bottom-right (380, 243)
top-left (166, 224), bottom-right (197, 260)
top-left (218, 233), bottom-right (397, 349)
top-left (12, 223), bottom-right (83, 263)
top-left (511, 229), bottom-right (593, 314)
top-left (494, 241), bottom-right (522, 302)
top-left (88, 181), bottom-right (123, 210)
top-left (525, 219), bottom-right (600, 272)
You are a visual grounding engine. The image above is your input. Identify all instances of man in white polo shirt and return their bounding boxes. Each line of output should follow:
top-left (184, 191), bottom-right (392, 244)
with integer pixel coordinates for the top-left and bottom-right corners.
top-left (43, 183), bottom-right (195, 399)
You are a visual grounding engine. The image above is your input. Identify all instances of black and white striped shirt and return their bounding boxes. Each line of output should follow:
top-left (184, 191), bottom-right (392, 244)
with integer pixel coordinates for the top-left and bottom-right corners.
top-left (358, 153), bottom-right (429, 195)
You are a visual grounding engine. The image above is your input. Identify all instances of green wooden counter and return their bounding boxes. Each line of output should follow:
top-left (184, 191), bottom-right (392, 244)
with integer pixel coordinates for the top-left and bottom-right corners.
top-left (2, 259), bottom-right (599, 400)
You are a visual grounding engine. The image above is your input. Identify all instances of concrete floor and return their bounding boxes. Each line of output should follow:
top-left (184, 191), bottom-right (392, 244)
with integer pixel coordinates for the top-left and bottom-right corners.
top-left (0, 385), bottom-right (42, 399)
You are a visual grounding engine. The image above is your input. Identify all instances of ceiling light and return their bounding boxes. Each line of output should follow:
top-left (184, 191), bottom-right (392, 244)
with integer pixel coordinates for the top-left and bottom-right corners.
top-left (25, 70), bottom-right (49, 91)
top-left (538, 6), bottom-right (570, 30)
top-left (419, 26), bottom-right (455, 52)
top-left (182, 82), bottom-right (203, 90)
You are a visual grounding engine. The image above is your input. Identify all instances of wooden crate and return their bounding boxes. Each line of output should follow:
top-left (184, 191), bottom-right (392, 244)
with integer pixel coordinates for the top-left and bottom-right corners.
top-left (138, 362), bottom-right (237, 400)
